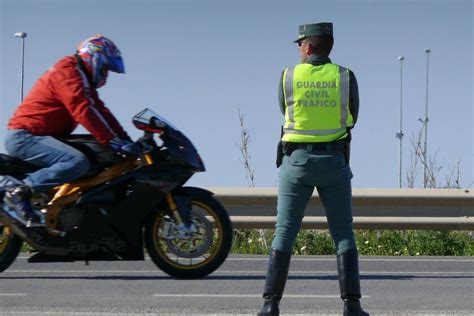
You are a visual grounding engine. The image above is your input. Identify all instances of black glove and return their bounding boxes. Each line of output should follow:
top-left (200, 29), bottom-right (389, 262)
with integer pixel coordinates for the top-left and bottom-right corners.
top-left (109, 138), bottom-right (141, 155)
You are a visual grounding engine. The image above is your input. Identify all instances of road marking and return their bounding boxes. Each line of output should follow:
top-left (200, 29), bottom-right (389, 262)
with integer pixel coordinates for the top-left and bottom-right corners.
top-left (5, 270), bottom-right (164, 273)
top-left (0, 313), bottom-right (470, 316)
top-left (3, 269), bottom-right (473, 275)
top-left (16, 255), bottom-right (474, 262)
top-left (0, 293), bottom-right (28, 296)
top-left (0, 313), bottom-right (289, 316)
top-left (227, 257), bottom-right (474, 262)
top-left (152, 294), bottom-right (370, 298)
top-left (225, 271), bottom-right (474, 275)
top-left (0, 313), bottom-right (241, 316)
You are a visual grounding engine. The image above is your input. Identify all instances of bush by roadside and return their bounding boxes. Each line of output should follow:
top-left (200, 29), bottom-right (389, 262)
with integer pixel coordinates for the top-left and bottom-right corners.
top-left (231, 229), bottom-right (474, 256)
top-left (18, 229), bottom-right (473, 256)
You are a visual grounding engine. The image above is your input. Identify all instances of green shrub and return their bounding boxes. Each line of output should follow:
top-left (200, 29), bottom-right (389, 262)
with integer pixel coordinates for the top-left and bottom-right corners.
top-left (18, 229), bottom-right (474, 256)
top-left (232, 229), bottom-right (474, 256)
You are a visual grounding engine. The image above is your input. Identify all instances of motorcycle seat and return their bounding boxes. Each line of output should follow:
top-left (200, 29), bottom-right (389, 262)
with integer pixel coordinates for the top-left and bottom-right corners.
top-left (0, 135), bottom-right (124, 180)
top-left (0, 153), bottom-right (42, 174)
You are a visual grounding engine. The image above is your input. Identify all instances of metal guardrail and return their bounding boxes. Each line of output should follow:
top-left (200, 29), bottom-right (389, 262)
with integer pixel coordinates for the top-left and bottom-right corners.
top-left (207, 188), bottom-right (474, 230)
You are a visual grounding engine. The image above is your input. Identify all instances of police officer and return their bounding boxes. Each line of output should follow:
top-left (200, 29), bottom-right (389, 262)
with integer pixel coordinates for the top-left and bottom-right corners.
top-left (258, 23), bottom-right (369, 316)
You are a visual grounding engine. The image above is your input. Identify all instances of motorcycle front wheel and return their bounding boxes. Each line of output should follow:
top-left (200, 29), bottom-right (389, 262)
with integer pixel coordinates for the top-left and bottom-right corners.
top-left (145, 195), bottom-right (233, 279)
top-left (0, 223), bottom-right (23, 272)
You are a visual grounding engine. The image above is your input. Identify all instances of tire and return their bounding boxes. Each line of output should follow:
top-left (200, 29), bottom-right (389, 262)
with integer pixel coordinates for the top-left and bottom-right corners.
top-left (145, 195), bottom-right (233, 279)
top-left (0, 224), bottom-right (23, 272)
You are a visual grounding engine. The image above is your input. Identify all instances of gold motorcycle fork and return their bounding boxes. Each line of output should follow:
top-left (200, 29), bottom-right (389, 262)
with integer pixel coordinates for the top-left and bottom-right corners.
top-left (45, 157), bottom-right (140, 235)
top-left (166, 194), bottom-right (184, 225)
top-left (143, 153), bottom-right (154, 165)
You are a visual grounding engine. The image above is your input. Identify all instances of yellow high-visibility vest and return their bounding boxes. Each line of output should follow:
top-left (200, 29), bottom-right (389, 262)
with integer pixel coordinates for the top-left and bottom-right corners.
top-left (282, 63), bottom-right (353, 142)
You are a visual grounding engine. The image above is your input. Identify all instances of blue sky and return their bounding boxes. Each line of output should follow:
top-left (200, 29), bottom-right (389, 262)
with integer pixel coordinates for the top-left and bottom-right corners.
top-left (0, 0), bottom-right (472, 188)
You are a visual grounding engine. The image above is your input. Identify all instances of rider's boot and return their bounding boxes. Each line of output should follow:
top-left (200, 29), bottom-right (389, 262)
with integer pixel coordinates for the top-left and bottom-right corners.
top-left (5, 184), bottom-right (42, 224)
top-left (337, 249), bottom-right (370, 316)
top-left (257, 248), bottom-right (291, 316)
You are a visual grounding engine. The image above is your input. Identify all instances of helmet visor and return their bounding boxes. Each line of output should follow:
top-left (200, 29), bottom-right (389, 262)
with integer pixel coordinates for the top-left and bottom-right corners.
top-left (108, 56), bottom-right (125, 74)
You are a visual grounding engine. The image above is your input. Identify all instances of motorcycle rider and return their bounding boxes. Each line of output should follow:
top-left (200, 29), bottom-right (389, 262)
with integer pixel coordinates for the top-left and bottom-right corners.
top-left (4, 35), bottom-right (133, 224)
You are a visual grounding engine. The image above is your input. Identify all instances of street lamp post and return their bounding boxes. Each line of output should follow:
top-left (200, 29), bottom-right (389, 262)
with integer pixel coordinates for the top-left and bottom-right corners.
top-left (396, 56), bottom-right (405, 188)
top-left (423, 49), bottom-right (431, 188)
top-left (14, 32), bottom-right (27, 102)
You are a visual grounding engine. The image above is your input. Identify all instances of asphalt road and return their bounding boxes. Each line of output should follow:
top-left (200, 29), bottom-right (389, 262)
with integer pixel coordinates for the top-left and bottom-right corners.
top-left (0, 254), bottom-right (473, 315)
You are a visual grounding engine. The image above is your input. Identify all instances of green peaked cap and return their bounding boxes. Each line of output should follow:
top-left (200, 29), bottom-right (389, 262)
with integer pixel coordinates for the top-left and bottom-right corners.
top-left (294, 22), bottom-right (333, 43)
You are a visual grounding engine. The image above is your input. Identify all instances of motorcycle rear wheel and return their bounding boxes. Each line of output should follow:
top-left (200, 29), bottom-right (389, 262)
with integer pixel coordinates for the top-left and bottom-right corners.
top-left (0, 224), bottom-right (23, 272)
top-left (145, 195), bottom-right (233, 279)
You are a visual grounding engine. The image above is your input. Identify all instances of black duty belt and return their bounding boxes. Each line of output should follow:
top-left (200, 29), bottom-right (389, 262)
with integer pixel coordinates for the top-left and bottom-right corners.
top-left (283, 140), bottom-right (346, 153)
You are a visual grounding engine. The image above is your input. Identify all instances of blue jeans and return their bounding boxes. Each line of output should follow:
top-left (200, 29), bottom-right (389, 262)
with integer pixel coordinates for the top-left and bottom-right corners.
top-left (271, 147), bottom-right (357, 255)
top-left (5, 129), bottom-right (90, 193)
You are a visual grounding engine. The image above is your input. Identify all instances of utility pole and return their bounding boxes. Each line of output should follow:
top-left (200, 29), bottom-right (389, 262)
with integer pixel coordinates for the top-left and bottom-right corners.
top-left (14, 32), bottom-right (27, 102)
top-left (423, 49), bottom-right (431, 188)
top-left (396, 56), bottom-right (405, 188)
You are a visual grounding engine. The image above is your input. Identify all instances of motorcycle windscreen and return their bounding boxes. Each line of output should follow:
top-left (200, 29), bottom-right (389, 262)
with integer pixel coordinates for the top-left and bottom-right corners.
top-left (133, 108), bottom-right (177, 133)
top-left (132, 109), bottom-right (205, 171)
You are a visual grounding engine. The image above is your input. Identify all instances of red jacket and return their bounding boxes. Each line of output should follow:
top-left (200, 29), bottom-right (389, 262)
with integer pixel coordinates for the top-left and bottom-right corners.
top-left (8, 56), bottom-right (129, 144)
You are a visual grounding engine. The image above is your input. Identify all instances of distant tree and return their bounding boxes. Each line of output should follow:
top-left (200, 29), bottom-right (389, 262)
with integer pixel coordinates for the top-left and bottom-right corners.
top-left (406, 125), bottom-right (462, 188)
top-left (237, 107), bottom-right (255, 187)
top-left (236, 107), bottom-right (268, 252)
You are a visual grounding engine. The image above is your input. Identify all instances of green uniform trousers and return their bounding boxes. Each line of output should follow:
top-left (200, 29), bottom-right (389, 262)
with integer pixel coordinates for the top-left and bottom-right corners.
top-left (271, 147), bottom-right (357, 255)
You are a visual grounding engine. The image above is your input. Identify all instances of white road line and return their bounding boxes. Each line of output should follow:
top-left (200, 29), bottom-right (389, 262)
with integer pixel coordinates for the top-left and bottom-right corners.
top-left (152, 294), bottom-right (370, 298)
top-left (228, 271), bottom-right (474, 275)
top-left (237, 258), bottom-right (474, 263)
top-left (0, 313), bottom-right (211, 316)
top-left (15, 256), bottom-right (474, 262)
top-left (0, 313), bottom-right (277, 316)
top-left (3, 269), bottom-right (473, 275)
top-left (4, 270), bottom-right (164, 273)
top-left (0, 293), bottom-right (28, 296)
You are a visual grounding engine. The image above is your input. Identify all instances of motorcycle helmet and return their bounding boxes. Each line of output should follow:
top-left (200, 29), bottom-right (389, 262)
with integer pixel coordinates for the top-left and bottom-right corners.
top-left (77, 35), bottom-right (125, 88)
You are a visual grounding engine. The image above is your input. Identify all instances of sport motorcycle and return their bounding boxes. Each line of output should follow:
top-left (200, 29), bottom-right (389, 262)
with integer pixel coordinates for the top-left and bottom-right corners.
top-left (0, 108), bottom-right (233, 279)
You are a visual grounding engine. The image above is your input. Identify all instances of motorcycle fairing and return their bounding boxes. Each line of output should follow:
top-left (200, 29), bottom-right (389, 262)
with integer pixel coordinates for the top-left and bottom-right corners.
top-left (1, 181), bottom-right (168, 261)
top-left (45, 156), bottom-right (144, 233)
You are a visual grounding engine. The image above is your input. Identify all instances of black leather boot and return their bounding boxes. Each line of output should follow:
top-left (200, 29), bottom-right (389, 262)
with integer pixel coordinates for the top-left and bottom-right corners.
top-left (257, 249), bottom-right (291, 316)
top-left (337, 249), bottom-right (369, 316)
top-left (6, 185), bottom-right (41, 224)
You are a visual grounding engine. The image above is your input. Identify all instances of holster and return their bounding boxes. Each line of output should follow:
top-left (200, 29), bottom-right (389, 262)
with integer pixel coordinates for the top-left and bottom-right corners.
top-left (344, 142), bottom-right (350, 165)
top-left (344, 129), bottom-right (352, 165)
top-left (275, 126), bottom-right (284, 168)
top-left (276, 141), bottom-right (283, 168)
